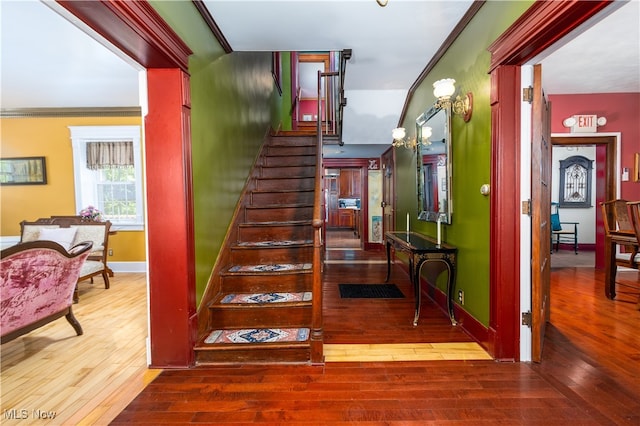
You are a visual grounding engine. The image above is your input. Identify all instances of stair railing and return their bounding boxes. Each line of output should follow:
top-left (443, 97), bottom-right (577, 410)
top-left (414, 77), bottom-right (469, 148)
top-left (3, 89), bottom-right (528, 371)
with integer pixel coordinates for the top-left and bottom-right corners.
top-left (310, 70), bottom-right (325, 364)
top-left (310, 50), bottom-right (350, 364)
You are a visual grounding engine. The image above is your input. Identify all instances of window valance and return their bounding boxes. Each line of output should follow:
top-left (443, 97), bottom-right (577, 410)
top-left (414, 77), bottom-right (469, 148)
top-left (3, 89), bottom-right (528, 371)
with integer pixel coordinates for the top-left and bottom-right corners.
top-left (86, 141), bottom-right (134, 170)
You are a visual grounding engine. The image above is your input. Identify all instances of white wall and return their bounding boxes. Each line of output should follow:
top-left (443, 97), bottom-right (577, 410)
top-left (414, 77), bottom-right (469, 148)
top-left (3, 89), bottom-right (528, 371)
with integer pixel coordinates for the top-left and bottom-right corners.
top-left (551, 146), bottom-right (597, 245)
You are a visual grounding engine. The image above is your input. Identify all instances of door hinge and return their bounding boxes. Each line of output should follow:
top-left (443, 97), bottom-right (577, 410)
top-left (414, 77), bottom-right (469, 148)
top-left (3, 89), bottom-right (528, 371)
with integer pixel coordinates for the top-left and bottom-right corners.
top-left (522, 311), bottom-right (532, 327)
top-left (522, 199), bottom-right (532, 216)
top-left (523, 86), bottom-right (533, 103)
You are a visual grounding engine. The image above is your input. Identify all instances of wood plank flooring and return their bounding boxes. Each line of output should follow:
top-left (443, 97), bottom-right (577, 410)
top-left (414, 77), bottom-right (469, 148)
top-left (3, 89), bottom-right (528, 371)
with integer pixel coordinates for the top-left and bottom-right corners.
top-left (114, 257), bottom-right (640, 425)
top-left (0, 273), bottom-right (161, 425)
top-left (2, 251), bottom-right (639, 424)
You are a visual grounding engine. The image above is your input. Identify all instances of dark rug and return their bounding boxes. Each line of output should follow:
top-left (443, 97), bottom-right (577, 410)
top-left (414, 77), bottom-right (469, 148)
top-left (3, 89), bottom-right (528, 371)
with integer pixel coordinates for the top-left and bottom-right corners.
top-left (339, 283), bottom-right (404, 299)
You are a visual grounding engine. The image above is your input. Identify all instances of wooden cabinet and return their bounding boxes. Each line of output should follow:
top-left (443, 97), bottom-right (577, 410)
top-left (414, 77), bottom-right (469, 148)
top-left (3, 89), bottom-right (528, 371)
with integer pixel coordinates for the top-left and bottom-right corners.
top-left (339, 169), bottom-right (361, 198)
top-left (326, 169), bottom-right (362, 228)
top-left (338, 209), bottom-right (354, 229)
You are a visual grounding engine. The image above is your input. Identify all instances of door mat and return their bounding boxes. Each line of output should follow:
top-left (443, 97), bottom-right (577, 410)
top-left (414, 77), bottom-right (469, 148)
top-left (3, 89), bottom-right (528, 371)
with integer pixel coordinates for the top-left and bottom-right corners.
top-left (204, 328), bottom-right (310, 344)
top-left (339, 283), bottom-right (404, 299)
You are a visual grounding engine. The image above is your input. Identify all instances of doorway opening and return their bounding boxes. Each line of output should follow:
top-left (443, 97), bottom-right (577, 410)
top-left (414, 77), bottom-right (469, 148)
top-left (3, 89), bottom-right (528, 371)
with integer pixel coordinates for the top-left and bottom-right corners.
top-left (550, 134), bottom-right (618, 270)
top-left (324, 167), bottom-right (363, 250)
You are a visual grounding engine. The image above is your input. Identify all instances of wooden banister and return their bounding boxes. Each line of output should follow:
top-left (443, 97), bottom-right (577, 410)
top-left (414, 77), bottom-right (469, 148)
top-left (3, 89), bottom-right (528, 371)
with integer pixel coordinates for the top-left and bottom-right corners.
top-left (310, 49), bottom-right (350, 363)
top-left (310, 70), bottom-right (325, 364)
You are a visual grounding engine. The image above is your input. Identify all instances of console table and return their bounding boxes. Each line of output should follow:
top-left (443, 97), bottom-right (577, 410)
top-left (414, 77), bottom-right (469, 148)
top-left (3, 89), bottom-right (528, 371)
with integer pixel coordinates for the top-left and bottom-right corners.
top-left (385, 231), bottom-right (458, 326)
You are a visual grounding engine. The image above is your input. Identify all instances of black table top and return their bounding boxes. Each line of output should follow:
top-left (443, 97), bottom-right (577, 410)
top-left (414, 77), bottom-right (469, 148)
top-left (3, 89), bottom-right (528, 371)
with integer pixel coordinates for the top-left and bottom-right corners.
top-left (385, 231), bottom-right (457, 253)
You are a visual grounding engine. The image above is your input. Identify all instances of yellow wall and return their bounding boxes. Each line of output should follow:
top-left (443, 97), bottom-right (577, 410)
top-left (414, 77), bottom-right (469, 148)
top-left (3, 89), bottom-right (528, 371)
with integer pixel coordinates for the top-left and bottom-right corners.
top-left (1, 115), bottom-right (146, 261)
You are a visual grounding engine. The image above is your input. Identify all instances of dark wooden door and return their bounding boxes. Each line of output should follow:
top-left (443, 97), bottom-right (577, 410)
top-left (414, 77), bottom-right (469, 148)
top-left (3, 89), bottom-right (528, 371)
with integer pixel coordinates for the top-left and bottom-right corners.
top-left (531, 64), bottom-right (552, 363)
top-left (325, 176), bottom-right (339, 227)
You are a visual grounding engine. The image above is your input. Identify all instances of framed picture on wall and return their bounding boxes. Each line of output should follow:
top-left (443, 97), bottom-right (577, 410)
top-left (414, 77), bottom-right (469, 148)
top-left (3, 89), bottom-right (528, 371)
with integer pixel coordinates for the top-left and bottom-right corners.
top-left (0, 156), bottom-right (47, 185)
top-left (635, 152), bottom-right (640, 182)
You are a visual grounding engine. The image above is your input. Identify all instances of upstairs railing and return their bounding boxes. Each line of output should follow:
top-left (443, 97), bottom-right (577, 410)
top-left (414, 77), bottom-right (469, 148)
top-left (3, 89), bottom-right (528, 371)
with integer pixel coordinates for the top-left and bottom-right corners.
top-left (310, 49), bottom-right (350, 364)
top-left (317, 49), bottom-right (351, 144)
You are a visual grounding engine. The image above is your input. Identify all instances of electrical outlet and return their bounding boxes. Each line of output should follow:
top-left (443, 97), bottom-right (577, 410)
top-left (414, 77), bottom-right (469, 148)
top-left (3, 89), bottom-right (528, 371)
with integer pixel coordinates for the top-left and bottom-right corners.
top-left (457, 290), bottom-right (464, 305)
top-left (108, 249), bottom-right (113, 256)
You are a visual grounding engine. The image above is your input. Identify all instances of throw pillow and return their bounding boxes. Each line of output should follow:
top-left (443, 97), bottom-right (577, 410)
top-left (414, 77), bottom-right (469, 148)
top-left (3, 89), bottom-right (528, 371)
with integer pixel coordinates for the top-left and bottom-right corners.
top-left (38, 227), bottom-right (78, 251)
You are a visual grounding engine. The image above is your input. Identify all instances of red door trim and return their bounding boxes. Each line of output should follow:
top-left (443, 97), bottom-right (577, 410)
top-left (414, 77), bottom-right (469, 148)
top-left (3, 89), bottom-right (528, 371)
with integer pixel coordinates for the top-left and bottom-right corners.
top-left (488, 1), bottom-right (611, 71)
top-left (488, 65), bottom-right (521, 361)
top-left (56, 1), bottom-right (192, 71)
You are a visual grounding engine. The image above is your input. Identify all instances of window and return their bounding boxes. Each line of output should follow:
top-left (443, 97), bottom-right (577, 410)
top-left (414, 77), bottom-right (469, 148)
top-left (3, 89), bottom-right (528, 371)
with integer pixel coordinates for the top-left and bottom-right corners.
top-left (69, 126), bottom-right (144, 230)
top-left (558, 155), bottom-right (593, 208)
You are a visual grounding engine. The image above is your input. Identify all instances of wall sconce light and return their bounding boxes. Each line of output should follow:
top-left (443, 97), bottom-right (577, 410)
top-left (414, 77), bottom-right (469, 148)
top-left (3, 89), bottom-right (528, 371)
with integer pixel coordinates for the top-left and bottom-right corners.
top-left (433, 78), bottom-right (473, 122)
top-left (391, 126), bottom-right (432, 150)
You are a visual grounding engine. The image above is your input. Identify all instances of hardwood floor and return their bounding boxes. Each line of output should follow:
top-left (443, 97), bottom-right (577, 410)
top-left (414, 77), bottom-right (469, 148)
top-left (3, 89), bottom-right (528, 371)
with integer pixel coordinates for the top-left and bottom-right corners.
top-left (326, 228), bottom-right (361, 249)
top-left (114, 259), bottom-right (640, 425)
top-left (2, 253), bottom-right (639, 424)
top-left (0, 273), bottom-right (160, 425)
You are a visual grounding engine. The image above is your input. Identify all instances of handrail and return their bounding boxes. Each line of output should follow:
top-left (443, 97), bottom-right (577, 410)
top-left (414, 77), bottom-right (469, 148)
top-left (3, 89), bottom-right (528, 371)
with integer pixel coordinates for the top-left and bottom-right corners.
top-left (310, 50), bottom-right (350, 364)
top-left (310, 70), bottom-right (325, 364)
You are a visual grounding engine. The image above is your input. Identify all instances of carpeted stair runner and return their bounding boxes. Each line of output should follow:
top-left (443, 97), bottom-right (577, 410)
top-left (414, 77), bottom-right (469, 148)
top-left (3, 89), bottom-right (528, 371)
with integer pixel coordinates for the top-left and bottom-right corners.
top-left (221, 292), bottom-right (312, 304)
top-left (228, 263), bottom-right (312, 273)
top-left (237, 239), bottom-right (312, 247)
top-left (205, 328), bottom-right (310, 344)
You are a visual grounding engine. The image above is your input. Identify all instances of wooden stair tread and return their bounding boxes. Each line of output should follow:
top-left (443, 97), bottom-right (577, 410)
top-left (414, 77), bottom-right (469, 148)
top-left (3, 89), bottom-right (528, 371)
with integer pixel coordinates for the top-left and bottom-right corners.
top-left (245, 203), bottom-right (313, 209)
top-left (251, 188), bottom-right (313, 194)
top-left (251, 179), bottom-right (315, 184)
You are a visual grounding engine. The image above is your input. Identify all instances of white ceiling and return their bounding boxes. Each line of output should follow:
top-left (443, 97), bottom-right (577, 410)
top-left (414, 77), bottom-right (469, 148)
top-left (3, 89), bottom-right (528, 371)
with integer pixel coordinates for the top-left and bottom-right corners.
top-left (1, 0), bottom-right (638, 159)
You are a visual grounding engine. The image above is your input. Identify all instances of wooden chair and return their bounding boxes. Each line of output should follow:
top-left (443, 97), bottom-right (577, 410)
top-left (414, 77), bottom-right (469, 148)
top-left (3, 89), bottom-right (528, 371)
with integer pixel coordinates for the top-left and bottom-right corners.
top-left (600, 199), bottom-right (638, 268)
top-left (20, 217), bottom-right (113, 302)
top-left (550, 202), bottom-right (579, 254)
top-left (627, 201), bottom-right (640, 237)
top-left (626, 201), bottom-right (640, 309)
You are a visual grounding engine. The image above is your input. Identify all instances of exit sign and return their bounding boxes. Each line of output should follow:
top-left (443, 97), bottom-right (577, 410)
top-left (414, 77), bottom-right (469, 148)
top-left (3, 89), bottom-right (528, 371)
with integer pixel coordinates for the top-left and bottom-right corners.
top-left (570, 115), bottom-right (598, 133)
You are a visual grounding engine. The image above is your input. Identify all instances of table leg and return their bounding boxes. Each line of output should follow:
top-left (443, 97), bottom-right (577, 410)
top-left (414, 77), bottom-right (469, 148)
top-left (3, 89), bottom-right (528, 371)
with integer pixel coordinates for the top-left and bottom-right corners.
top-left (604, 236), bottom-right (616, 299)
top-left (412, 254), bottom-right (420, 326)
top-left (444, 258), bottom-right (457, 326)
top-left (414, 258), bottom-right (456, 326)
top-left (385, 241), bottom-right (392, 282)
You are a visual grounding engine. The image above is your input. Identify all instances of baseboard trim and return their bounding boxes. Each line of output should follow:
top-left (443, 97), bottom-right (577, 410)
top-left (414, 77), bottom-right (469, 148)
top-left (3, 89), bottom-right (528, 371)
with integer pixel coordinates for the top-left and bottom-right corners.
top-left (109, 261), bottom-right (147, 273)
top-left (395, 260), bottom-right (491, 357)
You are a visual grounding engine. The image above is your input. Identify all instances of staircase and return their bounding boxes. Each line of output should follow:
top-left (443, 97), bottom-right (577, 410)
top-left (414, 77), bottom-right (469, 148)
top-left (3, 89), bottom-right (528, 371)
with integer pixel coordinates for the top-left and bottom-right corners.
top-left (195, 134), bottom-right (322, 364)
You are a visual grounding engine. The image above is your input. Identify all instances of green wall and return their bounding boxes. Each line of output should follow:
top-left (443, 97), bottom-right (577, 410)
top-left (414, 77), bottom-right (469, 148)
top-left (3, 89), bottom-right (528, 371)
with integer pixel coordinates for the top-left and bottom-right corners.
top-left (396, 1), bottom-right (533, 325)
top-left (150, 2), bottom-right (286, 305)
top-left (279, 52), bottom-right (293, 131)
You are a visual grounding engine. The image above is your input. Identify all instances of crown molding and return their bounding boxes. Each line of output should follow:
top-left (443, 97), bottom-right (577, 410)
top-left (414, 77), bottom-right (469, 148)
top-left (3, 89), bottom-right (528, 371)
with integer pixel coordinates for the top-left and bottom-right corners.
top-left (1, 107), bottom-right (142, 118)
